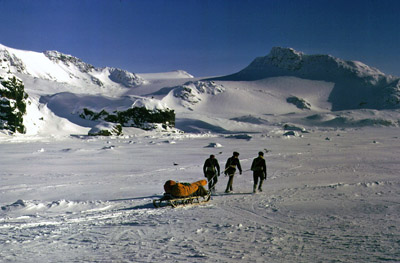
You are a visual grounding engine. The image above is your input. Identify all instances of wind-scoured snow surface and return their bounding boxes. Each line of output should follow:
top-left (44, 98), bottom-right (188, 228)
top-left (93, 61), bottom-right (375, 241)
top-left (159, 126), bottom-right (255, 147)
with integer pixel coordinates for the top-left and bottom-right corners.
top-left (1, 44), bottom-right (400, 262)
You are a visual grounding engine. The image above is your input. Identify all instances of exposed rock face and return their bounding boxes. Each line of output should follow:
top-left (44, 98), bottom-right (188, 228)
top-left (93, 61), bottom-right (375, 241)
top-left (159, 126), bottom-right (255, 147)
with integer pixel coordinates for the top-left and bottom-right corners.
top-left (172, 81), bottom-right (225, 109)
top-left (79, 106), bottom-right (175, 131)
top-left (88, 122), bottom-right (123, 136)
top-left (44, 50), bottom-right (95, 73)
top-left (0, 49), bottom-right (27, 73)
top-left (107, 67), bottom-right (145, 88)
top-left (286, 96), bottom-right (311, 110)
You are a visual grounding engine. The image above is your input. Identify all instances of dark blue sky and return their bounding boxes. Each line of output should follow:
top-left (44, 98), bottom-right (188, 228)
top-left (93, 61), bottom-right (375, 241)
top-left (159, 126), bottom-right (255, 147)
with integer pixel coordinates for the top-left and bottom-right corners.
top-left (1, 0), bottom-right (399, 77)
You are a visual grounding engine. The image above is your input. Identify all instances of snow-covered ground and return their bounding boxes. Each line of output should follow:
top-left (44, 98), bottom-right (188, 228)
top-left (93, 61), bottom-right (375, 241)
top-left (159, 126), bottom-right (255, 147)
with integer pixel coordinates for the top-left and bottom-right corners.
top-left (1, 44), bottom-right (400, 262)
top-left (1, 126), bottom-right (399, 262)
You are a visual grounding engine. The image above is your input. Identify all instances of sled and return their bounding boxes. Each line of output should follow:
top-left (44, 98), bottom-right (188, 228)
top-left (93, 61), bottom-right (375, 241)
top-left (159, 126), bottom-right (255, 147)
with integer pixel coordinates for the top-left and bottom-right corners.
top-left (153, 192), bottom-right (211, 208)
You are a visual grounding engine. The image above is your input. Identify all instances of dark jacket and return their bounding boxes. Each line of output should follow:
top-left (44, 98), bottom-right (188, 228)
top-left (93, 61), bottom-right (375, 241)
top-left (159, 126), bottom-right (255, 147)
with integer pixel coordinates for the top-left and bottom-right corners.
top-left (225, 156), bottom-right (242, 175)
top-left (251, 156), bottom-right (267, 178)
top-left (203, 158), bottom-right (220, 176)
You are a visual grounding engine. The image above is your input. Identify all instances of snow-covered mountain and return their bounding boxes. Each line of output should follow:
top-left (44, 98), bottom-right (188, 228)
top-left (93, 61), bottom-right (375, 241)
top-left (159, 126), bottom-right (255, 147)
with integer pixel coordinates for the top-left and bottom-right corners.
top-left (0, 44), bottom-right (146, 89)
top-left (1, 43), bottom-right (400, 137)
top-left (215, 47), bottom-right (400, 110)
top-left (0, 44), bottom-right (196, 135)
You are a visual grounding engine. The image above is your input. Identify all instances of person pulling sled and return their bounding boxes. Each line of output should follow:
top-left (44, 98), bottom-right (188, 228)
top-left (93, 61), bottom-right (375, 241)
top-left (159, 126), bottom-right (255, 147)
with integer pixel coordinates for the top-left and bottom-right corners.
top-left (203, 154), bottom-right (220, 194)
top-left (251, 151), bottom-right (267, 193)
top-left (224, 152), bottom-right (242, 193)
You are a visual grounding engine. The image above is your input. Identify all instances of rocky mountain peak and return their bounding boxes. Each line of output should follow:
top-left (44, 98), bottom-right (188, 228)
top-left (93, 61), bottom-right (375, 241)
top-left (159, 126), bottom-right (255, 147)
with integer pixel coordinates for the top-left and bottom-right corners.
top-left (264, 47), bottom-right (304, 70)
top-left (44, 50), bottom-right (95, 73)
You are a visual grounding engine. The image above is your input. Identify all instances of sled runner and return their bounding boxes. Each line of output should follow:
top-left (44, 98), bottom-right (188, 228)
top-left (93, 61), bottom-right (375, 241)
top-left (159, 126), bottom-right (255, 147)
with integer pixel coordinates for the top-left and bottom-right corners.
top-left (153, 192), bottom-right (211, 208)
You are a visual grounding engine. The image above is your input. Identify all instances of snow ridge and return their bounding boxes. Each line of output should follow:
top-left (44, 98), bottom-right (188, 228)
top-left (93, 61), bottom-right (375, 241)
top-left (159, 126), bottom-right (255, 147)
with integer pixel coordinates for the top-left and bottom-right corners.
top-left (0, 44), bottom-right (145, 89)
top-left (44, 50), bottom-right (95, 73)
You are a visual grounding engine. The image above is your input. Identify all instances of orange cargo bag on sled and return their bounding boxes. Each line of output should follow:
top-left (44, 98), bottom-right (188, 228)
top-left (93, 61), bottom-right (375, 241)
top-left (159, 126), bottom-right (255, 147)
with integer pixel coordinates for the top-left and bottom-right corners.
top-left (164, 179), bottom-right (207, 198)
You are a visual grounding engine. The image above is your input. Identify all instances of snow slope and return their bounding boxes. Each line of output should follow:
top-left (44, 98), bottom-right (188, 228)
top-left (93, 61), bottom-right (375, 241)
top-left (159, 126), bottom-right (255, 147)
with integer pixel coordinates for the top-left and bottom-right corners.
top-left (0, 43), bottom-right (400, 262)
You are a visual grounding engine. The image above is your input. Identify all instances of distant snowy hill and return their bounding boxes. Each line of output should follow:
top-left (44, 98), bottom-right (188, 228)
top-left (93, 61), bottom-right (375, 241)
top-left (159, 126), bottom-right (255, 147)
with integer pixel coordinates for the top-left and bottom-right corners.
top-left (214, 47), bottom-right (400, 110)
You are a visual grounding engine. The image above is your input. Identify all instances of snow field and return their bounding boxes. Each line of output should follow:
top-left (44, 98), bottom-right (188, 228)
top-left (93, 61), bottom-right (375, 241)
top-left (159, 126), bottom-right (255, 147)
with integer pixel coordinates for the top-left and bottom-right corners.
top-left (1, 127), bottom-right (399, 262)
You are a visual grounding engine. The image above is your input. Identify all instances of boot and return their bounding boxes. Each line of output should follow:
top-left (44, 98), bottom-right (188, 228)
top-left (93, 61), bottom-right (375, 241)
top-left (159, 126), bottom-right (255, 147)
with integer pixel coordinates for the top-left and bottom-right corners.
top-left (253, 184), bottom-right (257, 193)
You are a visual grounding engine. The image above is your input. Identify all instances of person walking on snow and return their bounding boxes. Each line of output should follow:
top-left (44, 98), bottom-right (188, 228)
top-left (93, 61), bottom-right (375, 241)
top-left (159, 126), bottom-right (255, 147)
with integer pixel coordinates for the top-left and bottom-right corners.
top-left (203, 154), bottom-right (220, 193)
top-left (224, 152), bottom-right (242, 193)
top-left (251, 151), bottom-right (267, 193)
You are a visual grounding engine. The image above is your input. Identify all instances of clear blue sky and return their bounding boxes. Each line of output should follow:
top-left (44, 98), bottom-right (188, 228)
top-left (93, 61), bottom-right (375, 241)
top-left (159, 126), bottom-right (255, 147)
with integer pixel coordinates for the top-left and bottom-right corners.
top-left (1, 0), bottom-right (399, 77)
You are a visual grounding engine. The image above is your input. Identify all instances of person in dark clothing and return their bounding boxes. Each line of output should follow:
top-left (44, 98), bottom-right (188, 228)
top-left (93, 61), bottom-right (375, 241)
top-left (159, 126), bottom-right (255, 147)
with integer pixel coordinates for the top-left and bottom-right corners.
top-left (203, 154), bottom-right (220, 193)
top-left (224, 152), bottom-right (242, 193)
top-left (251, 151), bottom-right (267, 193)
